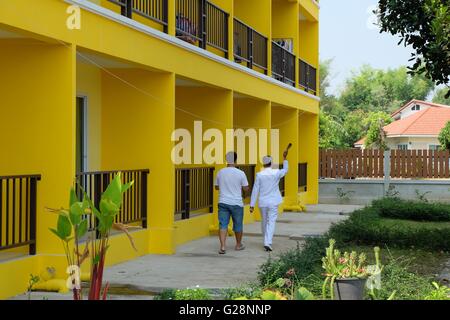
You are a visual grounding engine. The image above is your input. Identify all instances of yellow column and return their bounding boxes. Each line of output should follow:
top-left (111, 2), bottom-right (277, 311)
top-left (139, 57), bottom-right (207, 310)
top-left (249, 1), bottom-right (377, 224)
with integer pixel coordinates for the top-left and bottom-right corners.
top-left (101, 69), bottom-right (176, 254)
top-left (298, 112), bottom-right (319, 204)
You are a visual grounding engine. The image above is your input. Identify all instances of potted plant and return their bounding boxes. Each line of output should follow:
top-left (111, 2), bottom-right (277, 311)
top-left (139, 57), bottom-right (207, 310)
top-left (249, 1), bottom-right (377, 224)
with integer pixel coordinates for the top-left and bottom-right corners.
top-left (322, 239), bottom-right (380, 300)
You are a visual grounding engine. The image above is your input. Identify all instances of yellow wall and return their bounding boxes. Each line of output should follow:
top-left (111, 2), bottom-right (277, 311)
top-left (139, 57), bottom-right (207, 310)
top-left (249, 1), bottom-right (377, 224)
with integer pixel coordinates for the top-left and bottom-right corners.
top-left (0, 0), bottom-right (319, 298)
top-left (272, 106), bottom-right (299, 207)
top-left (298, 111), bottom-right (319, 204)
top-left (101, 69), bottom-right (176, 254)
top-left (76, 60), bottom-right (102, 170)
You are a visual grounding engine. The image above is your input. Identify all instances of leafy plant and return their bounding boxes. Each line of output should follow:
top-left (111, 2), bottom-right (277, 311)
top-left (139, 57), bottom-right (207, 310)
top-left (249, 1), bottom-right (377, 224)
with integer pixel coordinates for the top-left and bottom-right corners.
top-left (385, 185), bottom-right (399, 198)
top-left (424, 282), bottom-right (450, 300)
top-left (321, 239), bottom-right (376, 299)
top-left (336, 188), bottom-right (355, 203)
top-left (48, 173), bottom-right (138, 300)
top-left (27, 274), bottom-right (40, 301)
top-left (439, 121), bottom-right (450, 150)
top-left (174, 288), bottom-right (211, 300)
top-left (415, 190), bottom-right (431, 203)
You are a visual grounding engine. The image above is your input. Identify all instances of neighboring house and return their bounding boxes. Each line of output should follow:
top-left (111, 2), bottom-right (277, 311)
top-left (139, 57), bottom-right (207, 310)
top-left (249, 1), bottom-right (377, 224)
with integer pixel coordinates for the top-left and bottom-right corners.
top-left (0, 0), bottom-right (320, 298)
top-left (355, 100), bottom-right (450, 150)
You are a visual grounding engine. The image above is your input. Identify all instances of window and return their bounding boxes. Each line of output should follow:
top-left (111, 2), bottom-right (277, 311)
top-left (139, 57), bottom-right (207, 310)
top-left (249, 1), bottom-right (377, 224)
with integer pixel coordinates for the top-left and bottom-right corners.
top-left (429, 145), bottom-right (441, 151)
top-left (411, 105), bottom-right (421, 111)
top-left (397, 144), bottom-right (408, 150)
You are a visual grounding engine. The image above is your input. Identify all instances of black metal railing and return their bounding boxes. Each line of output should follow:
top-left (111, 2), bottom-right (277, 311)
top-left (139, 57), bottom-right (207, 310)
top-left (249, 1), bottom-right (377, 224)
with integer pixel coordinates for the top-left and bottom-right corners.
top-left (76, 169), bottom-right (149, 232)
top-left (176, 0), bottom-right (228, 56)
top-left (0, 174), bottom-right (40, 255)
top-left (175, 167), bottom-right (214, 220)
top-left (298, 163), bottom-right (308, 192)
top-left (236, 165), bottom-right (256, 201)
top-left (299, 59), bottom-right (317, 95)
top-left (272, 41), bottom-right (296, 86)
top-left (233, 19), bottom-right (268, 73)
top-left (108, 0), bottom-right (168, 31)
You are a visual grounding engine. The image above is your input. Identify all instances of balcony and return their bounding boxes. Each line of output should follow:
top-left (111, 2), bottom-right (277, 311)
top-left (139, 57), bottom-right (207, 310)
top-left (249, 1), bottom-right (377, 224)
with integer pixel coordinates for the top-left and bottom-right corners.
top-left (0, 174), bottom-right (40, 256)
top-left (99, 0), bottom-right (317, 95)
top-left (76, 169), bottom-right (149, 232)
top-left (175, 0), bottom-right (229, 57)
top-left (272, 41), bottom-right (296, 87)
top-left (299, 59), bottom-right (317, 95)
top-left (175, 167), bottom-right (215, 220)
top-left (233, 18), bottom-right (268, 74)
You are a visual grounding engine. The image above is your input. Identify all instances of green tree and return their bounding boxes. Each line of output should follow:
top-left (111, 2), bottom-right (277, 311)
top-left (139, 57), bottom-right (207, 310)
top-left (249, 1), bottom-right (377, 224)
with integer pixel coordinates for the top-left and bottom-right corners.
top-left (364, 111), bottom-right (393, 150)
top-left (438, 121), bottom-right (450, 150)
top-left (433, 87), bottom-right (450, 105)
top-left (319, 59), bottom-right (347, 120)
top-left (377, 0), bottom-right (450, 97)
top-left (340, 65), bottom-right (435, 113)
top-left (319, 112), bottom-right (346, 149)
top-left (342, 110), bottom-right (367, 147)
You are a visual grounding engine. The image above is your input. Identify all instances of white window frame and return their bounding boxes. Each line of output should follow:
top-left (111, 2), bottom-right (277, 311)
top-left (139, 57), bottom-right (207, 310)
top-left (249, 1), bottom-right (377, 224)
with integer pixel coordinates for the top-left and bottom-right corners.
top-left (397, 144), bottom-right (408, 150)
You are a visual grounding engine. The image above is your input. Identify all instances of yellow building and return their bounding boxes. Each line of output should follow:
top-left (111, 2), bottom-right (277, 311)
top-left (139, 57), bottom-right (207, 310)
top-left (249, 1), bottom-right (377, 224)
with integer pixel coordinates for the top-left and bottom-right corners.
top-left (0, 0), bottom-right (319, 298)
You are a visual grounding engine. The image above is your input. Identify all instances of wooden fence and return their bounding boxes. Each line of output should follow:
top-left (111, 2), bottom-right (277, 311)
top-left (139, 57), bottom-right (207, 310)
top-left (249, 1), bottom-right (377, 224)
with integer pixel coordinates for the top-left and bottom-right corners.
top-left (390, 149), bottom-right (450, 179)
top-left (319, 149), bottom-right (450, 179)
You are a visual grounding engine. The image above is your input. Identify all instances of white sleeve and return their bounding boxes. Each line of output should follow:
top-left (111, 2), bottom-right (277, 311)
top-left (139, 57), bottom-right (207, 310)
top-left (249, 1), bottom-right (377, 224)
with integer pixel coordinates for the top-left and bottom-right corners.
top-left (241, 172), bottom-right (249, 187)
top-left (250, 175), bottom-right (260, 208)
top-left (277, 160), bottom-right (289, 179)
top-left (214, 171), bottom-right (220, 186)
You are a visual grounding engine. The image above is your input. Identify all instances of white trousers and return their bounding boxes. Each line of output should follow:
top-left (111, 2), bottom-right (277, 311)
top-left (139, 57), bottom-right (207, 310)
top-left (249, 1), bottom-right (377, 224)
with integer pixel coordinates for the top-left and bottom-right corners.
top-left (259, 206), bottom-right (279, 247)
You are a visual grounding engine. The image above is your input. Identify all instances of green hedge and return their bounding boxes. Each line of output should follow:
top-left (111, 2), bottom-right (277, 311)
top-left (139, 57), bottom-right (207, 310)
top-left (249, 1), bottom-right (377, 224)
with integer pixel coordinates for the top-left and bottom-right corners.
top-left (328, 207), bottom-right (450, 250)
top-left (372, 197), bottom-right (450, 222)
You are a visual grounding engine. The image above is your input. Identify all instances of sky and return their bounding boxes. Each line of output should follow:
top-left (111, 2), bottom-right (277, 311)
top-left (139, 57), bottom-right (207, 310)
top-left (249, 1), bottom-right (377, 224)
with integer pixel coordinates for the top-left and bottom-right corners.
top-left (319, 0), bottom-right (414, 95)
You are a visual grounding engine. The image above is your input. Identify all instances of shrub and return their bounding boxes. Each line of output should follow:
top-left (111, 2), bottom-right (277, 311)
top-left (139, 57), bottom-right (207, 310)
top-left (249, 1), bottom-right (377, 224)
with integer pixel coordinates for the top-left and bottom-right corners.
top-left (372, 197), bottom-right (450, 222)
top-left (328, 207), bottom-right (450, 250)
top-left (155, 288), bottom-right (211, 300)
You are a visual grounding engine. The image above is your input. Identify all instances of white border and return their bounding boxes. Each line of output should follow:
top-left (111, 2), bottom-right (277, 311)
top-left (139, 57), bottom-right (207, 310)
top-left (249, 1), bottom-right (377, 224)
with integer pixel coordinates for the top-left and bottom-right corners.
top-left (66, 0), bottom-right (320, 102)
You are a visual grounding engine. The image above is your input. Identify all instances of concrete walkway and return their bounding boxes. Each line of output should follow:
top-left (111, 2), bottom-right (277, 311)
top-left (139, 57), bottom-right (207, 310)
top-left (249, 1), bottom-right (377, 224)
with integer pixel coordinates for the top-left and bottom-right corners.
top-left (12, 204), bottom-right (356, 300)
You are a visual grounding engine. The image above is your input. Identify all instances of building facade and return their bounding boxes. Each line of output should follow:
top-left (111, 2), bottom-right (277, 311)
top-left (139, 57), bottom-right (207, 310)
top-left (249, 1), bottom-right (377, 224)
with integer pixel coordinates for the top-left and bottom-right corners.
top-left (0, 0), bottom-right (319, 298)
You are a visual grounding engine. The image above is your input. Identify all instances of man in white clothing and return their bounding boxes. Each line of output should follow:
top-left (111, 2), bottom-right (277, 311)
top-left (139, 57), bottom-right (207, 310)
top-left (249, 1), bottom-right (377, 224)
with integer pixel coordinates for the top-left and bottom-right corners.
top-left (250, 150), bottom-right (289, 252)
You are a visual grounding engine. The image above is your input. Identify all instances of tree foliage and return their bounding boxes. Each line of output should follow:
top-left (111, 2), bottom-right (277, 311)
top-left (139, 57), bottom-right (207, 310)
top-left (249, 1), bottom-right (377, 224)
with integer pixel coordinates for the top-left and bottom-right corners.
top-left (433, 87), bottom-right (450, 105)
top-left (438, 121), bottom-right (450, 150)
top-left (364, 112), bottom-right (393, 149)
top-left (318, 61), bottom-right (434, 148)
top-left (377, 0), bottom-right (450, 97)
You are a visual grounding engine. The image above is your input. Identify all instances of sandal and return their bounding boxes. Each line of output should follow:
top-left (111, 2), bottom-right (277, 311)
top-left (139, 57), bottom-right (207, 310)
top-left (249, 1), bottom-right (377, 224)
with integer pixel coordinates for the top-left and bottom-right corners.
top-left (219, 249), bottom-right (226, 254)
top-left (235, 244), bottom-right (246, 251)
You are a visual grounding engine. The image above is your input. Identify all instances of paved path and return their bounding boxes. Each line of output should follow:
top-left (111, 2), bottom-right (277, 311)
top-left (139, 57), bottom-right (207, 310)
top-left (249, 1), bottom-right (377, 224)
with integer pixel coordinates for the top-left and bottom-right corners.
top-left (12, 204), bottom-right (356, 300)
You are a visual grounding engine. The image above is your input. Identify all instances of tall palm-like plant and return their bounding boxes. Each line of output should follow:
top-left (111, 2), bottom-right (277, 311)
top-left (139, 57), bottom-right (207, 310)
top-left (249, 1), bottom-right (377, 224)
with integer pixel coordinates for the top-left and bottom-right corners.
top-left (49, 173), bottom-right (137, 300)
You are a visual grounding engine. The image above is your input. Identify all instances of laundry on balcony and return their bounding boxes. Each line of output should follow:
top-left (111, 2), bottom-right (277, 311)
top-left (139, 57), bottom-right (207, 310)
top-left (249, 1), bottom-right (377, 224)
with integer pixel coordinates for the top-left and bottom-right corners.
top-left (176, 14), bottom-right (198, 45)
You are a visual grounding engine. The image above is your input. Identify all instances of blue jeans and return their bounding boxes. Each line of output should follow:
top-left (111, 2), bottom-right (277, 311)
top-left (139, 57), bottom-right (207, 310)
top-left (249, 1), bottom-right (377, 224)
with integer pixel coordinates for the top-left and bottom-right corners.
top-left (218, 203), bottom-right (244, 233)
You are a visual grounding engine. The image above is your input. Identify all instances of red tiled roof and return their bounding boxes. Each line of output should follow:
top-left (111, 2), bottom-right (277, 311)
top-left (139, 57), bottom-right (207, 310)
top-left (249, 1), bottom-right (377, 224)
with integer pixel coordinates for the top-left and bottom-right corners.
top-left (391, 99), bottom-right (450, 117)
top-left (384, 106), bottom-right (450, 136)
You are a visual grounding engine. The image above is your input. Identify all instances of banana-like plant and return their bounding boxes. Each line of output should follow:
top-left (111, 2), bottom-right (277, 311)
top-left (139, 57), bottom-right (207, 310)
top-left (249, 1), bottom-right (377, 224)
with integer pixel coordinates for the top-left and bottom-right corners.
top-left (48, 173), bottom-right (137, 300)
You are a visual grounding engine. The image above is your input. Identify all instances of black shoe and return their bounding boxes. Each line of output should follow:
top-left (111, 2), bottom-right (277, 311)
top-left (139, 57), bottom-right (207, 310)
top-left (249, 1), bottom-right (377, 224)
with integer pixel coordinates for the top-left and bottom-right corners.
top-left (264, 245), bottom-right (273, 252)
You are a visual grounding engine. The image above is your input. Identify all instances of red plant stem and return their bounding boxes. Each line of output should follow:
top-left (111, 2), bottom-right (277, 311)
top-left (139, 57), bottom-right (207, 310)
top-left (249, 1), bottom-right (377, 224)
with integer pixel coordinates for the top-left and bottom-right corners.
top-left (102, 282), bottom-right (110, 300)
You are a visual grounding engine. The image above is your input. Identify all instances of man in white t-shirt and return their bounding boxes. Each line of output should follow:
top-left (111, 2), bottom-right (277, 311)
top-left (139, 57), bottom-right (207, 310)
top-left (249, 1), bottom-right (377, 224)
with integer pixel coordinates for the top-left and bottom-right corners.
top-left (214, 152), bottom-right (249, 254)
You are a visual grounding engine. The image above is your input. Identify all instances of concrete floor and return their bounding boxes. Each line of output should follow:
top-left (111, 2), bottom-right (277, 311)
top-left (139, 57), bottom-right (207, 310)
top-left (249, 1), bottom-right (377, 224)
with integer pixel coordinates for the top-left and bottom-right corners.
top-left (12, 204), bottom-right (355, 300)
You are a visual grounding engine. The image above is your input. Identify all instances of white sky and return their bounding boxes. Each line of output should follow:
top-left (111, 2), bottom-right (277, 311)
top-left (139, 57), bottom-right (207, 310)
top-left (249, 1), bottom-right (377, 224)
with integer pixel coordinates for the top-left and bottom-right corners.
top-left (319, 0), bottom-right (414, 95)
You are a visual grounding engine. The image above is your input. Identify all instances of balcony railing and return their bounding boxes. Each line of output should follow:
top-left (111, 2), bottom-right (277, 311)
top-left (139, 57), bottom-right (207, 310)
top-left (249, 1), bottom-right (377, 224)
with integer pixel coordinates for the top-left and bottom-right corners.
top-left (176, 0), bottom-right (229, 56)
top-left (299, 59), bottom-right (317, 95)
top-left (233, 19), bottom-right (268, 73)
top-left (175, 167), bottom-right (214, 220)
top-left (108, 0), bottom-right (168, 31)
top-left (0, 174), bottom-right (40, 255)
top-left (236, 164), bottom-right (256, 202)
top-left (76, 169), bottom-right (149, 232)
top-left (272, 41), bottom-right (296, 87)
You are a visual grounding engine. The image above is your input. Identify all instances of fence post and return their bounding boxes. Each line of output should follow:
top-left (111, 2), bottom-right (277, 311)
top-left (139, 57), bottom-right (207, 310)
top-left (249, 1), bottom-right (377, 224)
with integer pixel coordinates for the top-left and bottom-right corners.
top-left (383, 150), bottom-right (391, 196)
top-left (141, 171), bottom-right (148, 228)
top-left (29, 177), bottom-right (38, 255)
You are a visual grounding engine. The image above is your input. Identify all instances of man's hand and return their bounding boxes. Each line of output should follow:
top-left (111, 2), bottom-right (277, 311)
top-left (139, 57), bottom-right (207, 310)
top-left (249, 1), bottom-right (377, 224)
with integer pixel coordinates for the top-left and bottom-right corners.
top-left (250, 207), bottom-right (255, 213)
top-left (283, 150), bottom-right (288, 160)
